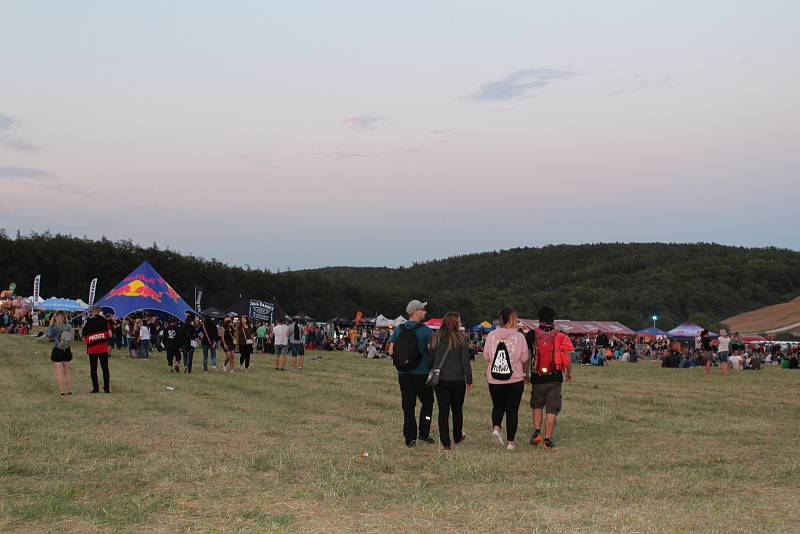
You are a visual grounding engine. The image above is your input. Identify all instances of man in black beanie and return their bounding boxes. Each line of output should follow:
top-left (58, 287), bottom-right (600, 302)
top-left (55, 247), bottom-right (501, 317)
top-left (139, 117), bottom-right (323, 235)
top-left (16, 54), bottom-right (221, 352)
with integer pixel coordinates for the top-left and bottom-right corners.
top-left (524, 306), bottom-right (574, 449)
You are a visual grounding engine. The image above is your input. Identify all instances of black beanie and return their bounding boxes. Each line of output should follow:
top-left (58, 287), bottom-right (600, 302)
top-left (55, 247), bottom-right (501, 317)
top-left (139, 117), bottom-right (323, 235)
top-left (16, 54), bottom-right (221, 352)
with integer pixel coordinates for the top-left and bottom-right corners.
top-left (538, 306), bottom-right (555, 324)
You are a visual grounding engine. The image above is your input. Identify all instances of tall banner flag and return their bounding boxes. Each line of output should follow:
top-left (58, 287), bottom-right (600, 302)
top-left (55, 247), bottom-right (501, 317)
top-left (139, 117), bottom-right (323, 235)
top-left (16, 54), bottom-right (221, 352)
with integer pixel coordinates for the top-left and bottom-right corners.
top-left (88, 278), bottom-right (98, 307)
top-left (195, 287), bottom-right (203, 313)
top-left (33, 275), bottom-right (41, 303)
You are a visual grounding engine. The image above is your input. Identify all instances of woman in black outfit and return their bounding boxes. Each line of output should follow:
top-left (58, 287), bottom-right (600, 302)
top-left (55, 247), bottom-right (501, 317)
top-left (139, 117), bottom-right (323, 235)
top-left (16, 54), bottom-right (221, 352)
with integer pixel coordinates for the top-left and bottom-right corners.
top-left (429, 312), bottom-right (473, 451)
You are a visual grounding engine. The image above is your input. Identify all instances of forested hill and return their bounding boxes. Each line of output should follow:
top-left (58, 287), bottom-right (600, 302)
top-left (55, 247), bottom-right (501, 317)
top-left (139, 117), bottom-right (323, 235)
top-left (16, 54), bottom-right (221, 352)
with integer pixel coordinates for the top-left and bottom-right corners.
top-left (3, 233), bottom-right (800, 329)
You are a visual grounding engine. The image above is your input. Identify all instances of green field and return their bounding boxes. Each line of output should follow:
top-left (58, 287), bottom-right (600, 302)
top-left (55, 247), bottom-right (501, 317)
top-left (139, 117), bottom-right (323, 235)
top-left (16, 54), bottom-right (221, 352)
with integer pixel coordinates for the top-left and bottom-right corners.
top-left (1, 334), bottom-right (798, 533)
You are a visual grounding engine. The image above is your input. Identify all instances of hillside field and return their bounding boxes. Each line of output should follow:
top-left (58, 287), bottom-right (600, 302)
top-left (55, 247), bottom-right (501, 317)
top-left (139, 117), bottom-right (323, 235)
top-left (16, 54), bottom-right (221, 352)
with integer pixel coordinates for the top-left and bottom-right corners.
top-left (1, 334), bottom-right (798, 532)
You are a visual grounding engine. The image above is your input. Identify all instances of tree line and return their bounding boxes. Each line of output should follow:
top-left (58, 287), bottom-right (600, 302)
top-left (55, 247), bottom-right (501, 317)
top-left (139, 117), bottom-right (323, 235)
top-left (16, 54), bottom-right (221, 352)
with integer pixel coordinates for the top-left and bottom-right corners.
top-left (2, 231), bottom-right (799, 330)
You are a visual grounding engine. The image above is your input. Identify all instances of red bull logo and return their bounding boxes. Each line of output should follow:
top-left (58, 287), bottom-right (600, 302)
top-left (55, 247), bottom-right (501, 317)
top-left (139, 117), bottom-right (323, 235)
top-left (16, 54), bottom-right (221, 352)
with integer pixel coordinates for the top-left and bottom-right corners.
top-left (165, 283), bottom-right (181, 303)
top-left (108, 280), bottom-right (163, 303)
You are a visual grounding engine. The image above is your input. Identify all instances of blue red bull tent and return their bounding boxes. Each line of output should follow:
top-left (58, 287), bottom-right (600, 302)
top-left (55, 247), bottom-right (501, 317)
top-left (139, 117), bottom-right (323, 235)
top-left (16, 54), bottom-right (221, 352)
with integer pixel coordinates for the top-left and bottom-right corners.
top-left (93, 261), bottom-right (196, 319)
top-left (667, 323), bottom-right (718, 338)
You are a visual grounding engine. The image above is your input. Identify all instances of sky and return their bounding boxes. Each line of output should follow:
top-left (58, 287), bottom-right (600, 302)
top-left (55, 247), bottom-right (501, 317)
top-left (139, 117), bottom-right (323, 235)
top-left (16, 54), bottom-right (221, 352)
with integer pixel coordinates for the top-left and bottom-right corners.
top-left (1, 1), bottom-right (798, 270)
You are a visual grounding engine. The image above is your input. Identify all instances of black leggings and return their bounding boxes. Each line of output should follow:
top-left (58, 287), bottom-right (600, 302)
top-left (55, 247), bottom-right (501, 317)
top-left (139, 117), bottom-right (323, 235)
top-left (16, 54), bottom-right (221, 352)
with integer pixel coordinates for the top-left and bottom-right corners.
top-left (89, 353), bottom-right (110, 392)
top-left (488, 381), bottom-right (524, 442)
top-left (239, 345), bottom-right (252, 368)
top-left (434, 380), bottom-right (466, 447)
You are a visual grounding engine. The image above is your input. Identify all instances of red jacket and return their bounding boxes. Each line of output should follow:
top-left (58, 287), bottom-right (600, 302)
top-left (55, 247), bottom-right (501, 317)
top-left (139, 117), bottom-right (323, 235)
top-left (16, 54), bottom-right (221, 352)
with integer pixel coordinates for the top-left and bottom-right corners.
top-left (83, 315), bottom-right (111, 355)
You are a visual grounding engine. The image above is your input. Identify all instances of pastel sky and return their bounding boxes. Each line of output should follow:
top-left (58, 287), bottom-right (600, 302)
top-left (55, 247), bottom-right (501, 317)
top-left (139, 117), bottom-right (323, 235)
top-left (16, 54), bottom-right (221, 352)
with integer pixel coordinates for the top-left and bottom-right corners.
top-left (2, 1), bottom-right (798, 270)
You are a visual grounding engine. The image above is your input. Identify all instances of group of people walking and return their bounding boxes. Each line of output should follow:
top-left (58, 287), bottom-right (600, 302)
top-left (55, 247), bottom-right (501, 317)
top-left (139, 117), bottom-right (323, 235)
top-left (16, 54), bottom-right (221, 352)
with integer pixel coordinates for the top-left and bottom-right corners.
top-left (390, 299), bottom-right (574, 451)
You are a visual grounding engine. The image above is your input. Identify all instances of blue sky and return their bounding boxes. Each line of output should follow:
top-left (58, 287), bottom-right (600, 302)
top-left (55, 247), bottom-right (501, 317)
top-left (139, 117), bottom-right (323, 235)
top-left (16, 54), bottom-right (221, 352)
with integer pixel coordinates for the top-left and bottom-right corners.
top-left (1, 1), bottom-right (798, 269)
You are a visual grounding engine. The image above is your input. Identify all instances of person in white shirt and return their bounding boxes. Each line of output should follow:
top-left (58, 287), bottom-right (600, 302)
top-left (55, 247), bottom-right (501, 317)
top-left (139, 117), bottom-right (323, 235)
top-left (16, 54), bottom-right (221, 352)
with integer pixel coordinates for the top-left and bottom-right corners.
top-left (139, 323), bottom-right (151, 359)
top-left (272, 318), bottom-right (291, 371)
top-left (717, 329), bottom-right (732, 377)
top-left (728, 351), bottom-right (743, 370)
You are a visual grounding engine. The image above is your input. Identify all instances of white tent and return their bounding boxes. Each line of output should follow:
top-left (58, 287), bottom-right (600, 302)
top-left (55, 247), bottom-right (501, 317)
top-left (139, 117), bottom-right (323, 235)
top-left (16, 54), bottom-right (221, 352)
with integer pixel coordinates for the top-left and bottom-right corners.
top-left (375, 314), bottom-right (408, 328)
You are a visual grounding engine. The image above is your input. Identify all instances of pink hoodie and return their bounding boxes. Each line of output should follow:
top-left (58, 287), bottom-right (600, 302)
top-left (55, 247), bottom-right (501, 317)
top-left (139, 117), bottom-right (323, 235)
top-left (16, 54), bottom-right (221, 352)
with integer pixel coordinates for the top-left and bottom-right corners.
top-left (483, 327), bottom-right (530, 384)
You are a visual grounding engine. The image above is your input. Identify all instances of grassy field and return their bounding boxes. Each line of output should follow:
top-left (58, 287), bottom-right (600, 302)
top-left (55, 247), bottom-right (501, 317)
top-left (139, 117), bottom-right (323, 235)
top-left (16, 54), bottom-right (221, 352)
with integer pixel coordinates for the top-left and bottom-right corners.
top-left (1, 334), bottom-right (798, 533)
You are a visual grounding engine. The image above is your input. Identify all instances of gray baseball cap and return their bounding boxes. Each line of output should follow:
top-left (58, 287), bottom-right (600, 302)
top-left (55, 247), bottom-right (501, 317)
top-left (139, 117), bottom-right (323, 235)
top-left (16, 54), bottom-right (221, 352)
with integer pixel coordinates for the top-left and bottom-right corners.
top-left (406, 299), bottom-right (428, 315)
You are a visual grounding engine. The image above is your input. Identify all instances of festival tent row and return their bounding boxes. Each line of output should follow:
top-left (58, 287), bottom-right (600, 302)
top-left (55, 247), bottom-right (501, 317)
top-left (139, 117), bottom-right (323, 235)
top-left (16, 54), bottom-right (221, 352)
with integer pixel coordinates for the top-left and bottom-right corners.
top-left (518, 319), bottom-right (636, 336)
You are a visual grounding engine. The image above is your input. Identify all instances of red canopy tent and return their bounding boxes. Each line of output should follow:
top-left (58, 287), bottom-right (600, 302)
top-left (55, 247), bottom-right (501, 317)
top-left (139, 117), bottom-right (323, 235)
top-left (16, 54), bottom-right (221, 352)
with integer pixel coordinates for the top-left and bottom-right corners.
top-left (518, 319), bottom-right (635, 336)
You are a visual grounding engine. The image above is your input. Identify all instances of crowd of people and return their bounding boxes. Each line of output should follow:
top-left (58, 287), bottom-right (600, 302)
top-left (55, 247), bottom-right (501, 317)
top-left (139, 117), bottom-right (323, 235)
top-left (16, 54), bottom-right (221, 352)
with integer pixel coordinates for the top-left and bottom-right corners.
top-left (8, 300), bottom-right (800, 452)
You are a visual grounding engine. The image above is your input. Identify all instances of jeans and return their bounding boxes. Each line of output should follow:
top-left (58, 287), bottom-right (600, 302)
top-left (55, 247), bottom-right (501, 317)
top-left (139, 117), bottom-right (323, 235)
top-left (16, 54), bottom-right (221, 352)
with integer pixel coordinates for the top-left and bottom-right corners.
top-left (434, 380), bottom-right (466, 447)
top-left (202, 344), bottom-right (217, 371)
top-left (488, 381), bottom-right (524, 442)
top-left (398, 373), bottom-right (434, 444)
top-left (89, 353), bottom-right (110, 392)
top-left (138, 340), bottom-right (150, 359)
top-left (183, 346), bottom-right (194, 373)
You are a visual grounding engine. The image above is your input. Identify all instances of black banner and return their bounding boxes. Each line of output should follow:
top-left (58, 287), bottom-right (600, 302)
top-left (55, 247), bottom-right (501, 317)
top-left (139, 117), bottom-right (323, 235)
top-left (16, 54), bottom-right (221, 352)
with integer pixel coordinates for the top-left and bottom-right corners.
top-left (248, 299), bottom-right (275, 322)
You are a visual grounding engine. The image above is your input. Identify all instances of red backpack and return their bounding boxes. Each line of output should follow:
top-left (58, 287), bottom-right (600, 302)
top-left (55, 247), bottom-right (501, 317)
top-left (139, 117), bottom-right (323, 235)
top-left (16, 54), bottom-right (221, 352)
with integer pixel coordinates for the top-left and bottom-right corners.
top-left (534, 327), bottom-right (558, 375)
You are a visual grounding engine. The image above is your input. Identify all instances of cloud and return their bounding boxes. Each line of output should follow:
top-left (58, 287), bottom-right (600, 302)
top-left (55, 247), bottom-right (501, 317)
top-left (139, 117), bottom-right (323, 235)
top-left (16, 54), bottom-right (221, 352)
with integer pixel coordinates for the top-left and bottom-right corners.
top-left (1, 138), bottom-right (39, 151)
top-left (464, 68), bottom-right (579, 101)
top-left (314, 151), bottom-right (377, 159)
top-left (608, 75), bottom-right (673, 97)
top-left (341, 115), bottom-right (389, 131)
top-left (0, 113), bottom-right (16, 131)
top-left (0, 112), bottom-right (41, 151)
top-left (0, 166), bottom-right (51, 180)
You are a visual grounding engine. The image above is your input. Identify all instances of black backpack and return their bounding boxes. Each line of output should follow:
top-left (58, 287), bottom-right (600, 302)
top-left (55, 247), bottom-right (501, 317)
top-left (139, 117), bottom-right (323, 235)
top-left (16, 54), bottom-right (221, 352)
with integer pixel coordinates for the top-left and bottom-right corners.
top-left (490, 341), bottom-right (513, 380)
top-left (393, 324), bottom-right (424, 371)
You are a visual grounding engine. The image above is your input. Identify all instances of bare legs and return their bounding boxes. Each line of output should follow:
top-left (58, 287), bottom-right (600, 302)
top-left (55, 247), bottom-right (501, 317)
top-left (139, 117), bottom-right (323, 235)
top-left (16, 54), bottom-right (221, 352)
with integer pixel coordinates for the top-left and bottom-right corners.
top-left (533, 409), bottom-right (557, 438)
top-left (53, 362), bottom-right (72, 395)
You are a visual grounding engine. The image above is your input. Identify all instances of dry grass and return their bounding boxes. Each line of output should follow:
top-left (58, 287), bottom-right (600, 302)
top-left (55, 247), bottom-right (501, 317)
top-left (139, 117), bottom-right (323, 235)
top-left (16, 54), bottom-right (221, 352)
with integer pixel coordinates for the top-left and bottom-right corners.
top-left (1, 333), bottom-right (798, 533)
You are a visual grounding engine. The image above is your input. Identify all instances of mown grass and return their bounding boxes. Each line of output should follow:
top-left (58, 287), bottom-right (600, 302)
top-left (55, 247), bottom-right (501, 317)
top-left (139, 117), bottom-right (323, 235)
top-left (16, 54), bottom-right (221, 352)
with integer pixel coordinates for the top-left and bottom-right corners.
top-left (0, 333), bottom-right (798, 532)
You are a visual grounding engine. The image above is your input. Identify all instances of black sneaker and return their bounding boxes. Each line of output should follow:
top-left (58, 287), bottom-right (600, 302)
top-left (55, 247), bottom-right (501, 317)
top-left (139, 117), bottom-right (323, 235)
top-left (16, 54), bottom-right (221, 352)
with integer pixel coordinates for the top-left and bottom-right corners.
top-left (542, 438), bottom-right (555, 449)
top-left (454, 433), bottom-right (466, 445)
top-left (529, 430), bottom-right (542, 446)
top-left (419, 436), bottom-right (435, 444)
top-left (405, 440), bottom-right (416, 448)
top-left (90, 390), bottom-right (99, 394)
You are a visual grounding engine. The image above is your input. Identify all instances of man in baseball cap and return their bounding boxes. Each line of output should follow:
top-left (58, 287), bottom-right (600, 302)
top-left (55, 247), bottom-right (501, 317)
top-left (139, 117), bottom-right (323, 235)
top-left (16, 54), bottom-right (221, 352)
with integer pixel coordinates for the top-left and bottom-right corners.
top-left (405, 299), bottom-right (427, 316)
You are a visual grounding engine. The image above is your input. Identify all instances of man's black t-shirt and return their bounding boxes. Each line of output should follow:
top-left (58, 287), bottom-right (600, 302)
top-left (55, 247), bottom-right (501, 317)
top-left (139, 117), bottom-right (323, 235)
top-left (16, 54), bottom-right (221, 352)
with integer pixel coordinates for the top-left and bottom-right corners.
top-left (525, 329), bottom-right (564, 384)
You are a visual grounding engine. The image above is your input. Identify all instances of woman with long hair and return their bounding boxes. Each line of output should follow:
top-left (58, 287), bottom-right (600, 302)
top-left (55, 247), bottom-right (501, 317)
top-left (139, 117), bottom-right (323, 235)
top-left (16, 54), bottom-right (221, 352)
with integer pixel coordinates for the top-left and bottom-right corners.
top-left (221, 318), bottom-right (236, 372)
top-left (47, 312), bottom-right (73, 396)
top-left (237, 316), bottom-right (255, 370)
top-left (429, 312), bottom-right (473, 451)
top-left (482, 306), bottom-right (529, 450)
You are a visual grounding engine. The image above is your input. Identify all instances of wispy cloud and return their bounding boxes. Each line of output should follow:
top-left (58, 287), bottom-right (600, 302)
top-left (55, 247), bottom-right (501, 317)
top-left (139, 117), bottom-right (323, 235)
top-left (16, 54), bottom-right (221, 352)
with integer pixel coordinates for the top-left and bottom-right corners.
top-left (464, 68), bottom-right (579, 102)
top-left (0, 112), bottom-right (41, 151)
top-left (341, 115), bottom-right (389, 131)
top-left (0, 166), bottom-right (51, 179)
top-left (314, 151), bottom-right (377, 159)
top-left (0, 166), bottom-right (95, 195)
top-left (608, 75), bottom-right (673, 97)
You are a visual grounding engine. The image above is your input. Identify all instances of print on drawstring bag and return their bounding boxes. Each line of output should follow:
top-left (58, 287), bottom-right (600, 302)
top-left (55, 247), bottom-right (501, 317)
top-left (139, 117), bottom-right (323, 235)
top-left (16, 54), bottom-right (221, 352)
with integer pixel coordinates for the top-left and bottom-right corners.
top-left (491, 341), bottom-right (513, 380)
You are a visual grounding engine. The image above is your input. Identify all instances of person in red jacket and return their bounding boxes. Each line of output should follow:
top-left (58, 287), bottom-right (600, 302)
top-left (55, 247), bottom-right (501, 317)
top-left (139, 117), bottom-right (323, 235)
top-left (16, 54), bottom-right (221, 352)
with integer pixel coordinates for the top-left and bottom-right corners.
top-left (525, 306), bottom-right (573, 449)
top-left (82, 307), bottom-right (112, 393)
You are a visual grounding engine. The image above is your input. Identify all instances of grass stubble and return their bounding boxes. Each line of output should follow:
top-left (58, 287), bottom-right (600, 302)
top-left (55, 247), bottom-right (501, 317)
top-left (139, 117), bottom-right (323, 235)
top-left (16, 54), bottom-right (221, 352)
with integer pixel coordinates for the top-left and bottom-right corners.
top-left (0, 334), bottom-right (797, 533)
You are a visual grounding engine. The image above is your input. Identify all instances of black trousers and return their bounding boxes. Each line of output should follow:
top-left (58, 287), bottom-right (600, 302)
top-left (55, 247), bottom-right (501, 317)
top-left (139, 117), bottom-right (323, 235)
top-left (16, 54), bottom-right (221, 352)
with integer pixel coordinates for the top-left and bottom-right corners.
top-left (183, 346), bottom-right (194, 373)
top-left (166, 348), bottom-right (181, 367)
top-left (488, 381), bottom-right (524, 442)
top-left (239, 345), bottom-right (252, 368)
top-left (398, 373), bottom-right (434, 443)
top-left (434, 380), bottom-right (466, 447)
top-left (89, 353), bottom-right (110, 392)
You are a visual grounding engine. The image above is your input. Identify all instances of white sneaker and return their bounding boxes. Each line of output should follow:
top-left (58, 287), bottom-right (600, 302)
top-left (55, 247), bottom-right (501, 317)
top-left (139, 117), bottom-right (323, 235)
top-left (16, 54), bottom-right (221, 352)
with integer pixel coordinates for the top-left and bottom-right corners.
top-left (491, 429), bottom-right (505, 447)
top-left (212, 365), bottom-right (217, 370)
top-left (506, 442), bottom-right (516, 451)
